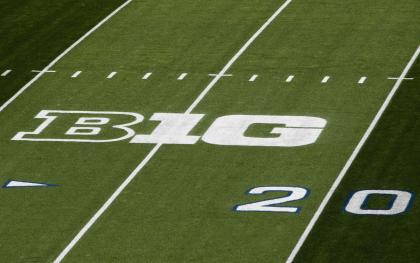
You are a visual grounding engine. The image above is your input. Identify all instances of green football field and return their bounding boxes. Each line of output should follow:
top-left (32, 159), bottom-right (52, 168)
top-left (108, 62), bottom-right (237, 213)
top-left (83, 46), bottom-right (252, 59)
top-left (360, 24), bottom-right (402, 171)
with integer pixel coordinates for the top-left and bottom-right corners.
top-left (0, 0), bottom-right (419, 262)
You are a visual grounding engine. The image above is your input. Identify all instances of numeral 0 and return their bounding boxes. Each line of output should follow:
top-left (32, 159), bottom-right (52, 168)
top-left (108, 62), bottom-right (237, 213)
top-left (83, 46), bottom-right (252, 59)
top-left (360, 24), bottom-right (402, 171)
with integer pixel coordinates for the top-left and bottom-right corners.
top-left (345, 190), bottom-right (413, 215)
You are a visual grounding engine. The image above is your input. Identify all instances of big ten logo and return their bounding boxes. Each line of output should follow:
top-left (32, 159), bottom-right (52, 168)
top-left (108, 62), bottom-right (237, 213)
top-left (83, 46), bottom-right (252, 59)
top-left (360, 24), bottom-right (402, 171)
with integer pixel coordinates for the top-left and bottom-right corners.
top-left (12, 110), bottom-right (327, 147)
top-left (12, 110), bottom-right (143, 143)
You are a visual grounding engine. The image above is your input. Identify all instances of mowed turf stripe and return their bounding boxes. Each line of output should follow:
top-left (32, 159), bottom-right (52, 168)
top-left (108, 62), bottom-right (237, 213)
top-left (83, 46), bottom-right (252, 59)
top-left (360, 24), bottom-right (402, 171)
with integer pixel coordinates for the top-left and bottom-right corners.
top-left (0, 0), bottom-right (126, 106)
top-left (0, 0), bottom-right (132, 112)
top-left (59, 1), bottom-right (420, 262)
top-left (1, 1), bottom-right (419, 262)
top-left (0, 1), bottom-right (289, 261)
top-left (293, 50), bottom-right (420, 262)
top-left (45, 0), bottom-right (420, 262)
top-left (53, 1), bottom-right (294, 262)
top-left (288, 45), bottom-right (420, 262)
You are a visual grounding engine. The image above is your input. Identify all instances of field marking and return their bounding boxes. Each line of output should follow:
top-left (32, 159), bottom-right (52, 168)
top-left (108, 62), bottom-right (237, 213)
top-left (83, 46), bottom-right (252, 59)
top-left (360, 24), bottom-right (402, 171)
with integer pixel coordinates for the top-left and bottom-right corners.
top-left (142, 72), bottom-right (152, 80)
top-left (321, 76), bottom-right (330, 83)
top-left (286, 45), bottom-right (420, 263)
top-left (387, 76), bottom-right (413, 80)
top-left (286, 75), bottom-right (294, 82)
top-left (31, 70), bottom-right (56, 73)
top-left (208, 73), bottom-right (233, 77)
top-left (186, 0), bottom-right (292, 113)
top-left (248, 75), bottom-right (258, 82)
top-left (249, 74), bottom-right (258, 82)
top-left (107, 71), bottom-right (117, 79)
top-left (1, 69), bottom-right (12, 77)
top-left (0, 0), bottom-right (133, 113)
top-left (53, 1), bottom-right (294, 261)
top-left (177, 73), bottom-right (188, 80)
top-left (71, 71), bottom-right (82, 78)
top-left (358, 76), bottom-right (367, 84)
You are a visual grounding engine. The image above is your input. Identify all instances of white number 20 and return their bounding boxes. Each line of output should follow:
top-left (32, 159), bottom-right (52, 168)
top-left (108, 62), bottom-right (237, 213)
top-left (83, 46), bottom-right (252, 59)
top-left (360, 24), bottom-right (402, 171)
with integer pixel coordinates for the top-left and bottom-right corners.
top-left (234, 186), bottom-right (308, 213)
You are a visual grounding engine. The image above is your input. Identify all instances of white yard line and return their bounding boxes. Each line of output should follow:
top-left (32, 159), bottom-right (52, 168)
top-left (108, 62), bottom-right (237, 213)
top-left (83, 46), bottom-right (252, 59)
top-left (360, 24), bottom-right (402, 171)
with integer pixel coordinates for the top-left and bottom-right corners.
top-left (249, 74), bottom-right (258, 82)
top-left (186, 0), bottom-right (292, 113)
top-left (208, 73), bottom-right (233, 77)
top-left (388, 76), bottom-right (413, 80)
top-left (71, 71), bottom-right (82, 78)
top-left (1, 69), bottom-right (12, 77)
top-left (321, 76), bottom-right (330, 83)
top-left (107, 71), bottom-right (117, 79)
top-left (286, 75), bottom-right (294, 82)
top-left (53, 1), bottom-right (294, 262)
top-left (358, 76), bottom-right (367, 84)
top-left (177, 73), bottom-right (188, 80)
top-left (286, 45), bottom-right (420, 263)
top-left (0, 0), bottom-right (133, 113)
top-left (31, 69), bottom-right (56, 73)
top-left (142, 72), bottom-right (152, 80)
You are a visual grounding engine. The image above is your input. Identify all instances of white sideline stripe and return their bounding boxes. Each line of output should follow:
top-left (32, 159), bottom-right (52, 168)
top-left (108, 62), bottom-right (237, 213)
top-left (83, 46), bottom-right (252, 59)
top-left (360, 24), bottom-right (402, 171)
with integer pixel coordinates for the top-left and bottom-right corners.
top-left (321, 76), bottom-right (330, 83)
top-left (53, 1), bottom-right (294, 262)
top-left (0, 0), bottom-right (133, 113)
top-left (249, 74), bottom-right (258, 82)
top-left (286, 75), bottom-right (294, 82)
top-left (1, 69), bottom-right (12, 77)
top-left (107, 71), bottom-right (117, 79)
top-left (286, 45), bottom-right (420, 263)
top-left (142, 72), bottom-right (152, 80)
top-left (71, 71), bottom-right (82, 78)
top-left (177, 73), bottom-right (188, 80)
top-left (358, 76), bottom-right (367, 84)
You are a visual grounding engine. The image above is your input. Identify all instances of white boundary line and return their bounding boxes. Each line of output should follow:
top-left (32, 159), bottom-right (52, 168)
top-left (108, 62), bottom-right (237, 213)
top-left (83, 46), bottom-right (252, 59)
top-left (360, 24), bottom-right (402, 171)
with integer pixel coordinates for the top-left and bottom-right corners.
top-left (53, 1), bottom-right (293, 262)
top-left (0, 0), bottom-right (133, 113)
top-left (286, 45), bottom-right (420, 263)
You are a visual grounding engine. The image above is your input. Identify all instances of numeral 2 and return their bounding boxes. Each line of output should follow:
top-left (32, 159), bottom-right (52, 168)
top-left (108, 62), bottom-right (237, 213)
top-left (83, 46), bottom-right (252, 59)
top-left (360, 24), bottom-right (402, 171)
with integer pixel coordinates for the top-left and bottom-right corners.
top-left (234, 186), bottom-right (309, 213)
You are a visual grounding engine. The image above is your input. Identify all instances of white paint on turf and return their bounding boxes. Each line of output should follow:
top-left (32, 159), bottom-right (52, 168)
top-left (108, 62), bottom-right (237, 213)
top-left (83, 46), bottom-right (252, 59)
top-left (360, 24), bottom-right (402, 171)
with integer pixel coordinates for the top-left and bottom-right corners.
top-left (53, 1), bottom-right (295, 261)
top-left (1, 69), bottom-right (12, 77)
top-left (0, 0), bottom-right (133, 113)
top-left (208, 73), bottom-right (233, 77)
top-left (186, 0), bottom-right (293, 114)
top-left (286, 75), bottom-right (294, 82)
top-left (142, 72), bottom-right (152, 80)
top-left (321, 76), bottom-right (330, 83)
top-left (3, 180), bottom-right (56, 188)
top-left (71, 71), bottom-right (82, 78)
top-left (387, 76), bottom-right (413, 80)
top-left (249, 74), bottom-right (258, 82)
top-left (107, 71), bottom-right (117, 79)
top-left (31, 70), bottom-right (56, 73)
top-left (345, 190), bottom-right (412, 215)
top-left (286, 45), bottom-right (420, 263)
top-left (358, 76), bottom-right (367, 84)
top-left (177, 73), bottom-right (188, 80)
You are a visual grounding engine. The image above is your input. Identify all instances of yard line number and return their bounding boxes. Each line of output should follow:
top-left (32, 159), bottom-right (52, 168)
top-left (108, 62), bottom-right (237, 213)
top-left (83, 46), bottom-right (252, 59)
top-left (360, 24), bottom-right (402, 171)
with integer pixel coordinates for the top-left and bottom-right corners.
top-left (234, 187), bottom-right (308, 213)
top-left (235, 187), bottom-right (414, 215)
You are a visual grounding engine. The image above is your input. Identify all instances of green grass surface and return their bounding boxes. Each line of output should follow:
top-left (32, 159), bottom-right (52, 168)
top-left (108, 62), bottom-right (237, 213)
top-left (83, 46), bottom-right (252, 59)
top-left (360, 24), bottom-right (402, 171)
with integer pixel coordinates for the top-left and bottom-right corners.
top-left (294, 58), bottom-right (420, 263)
top-left (0, 0), bottom-right (419, 262)
top-left (0, 0), bottom-right (125, 104)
